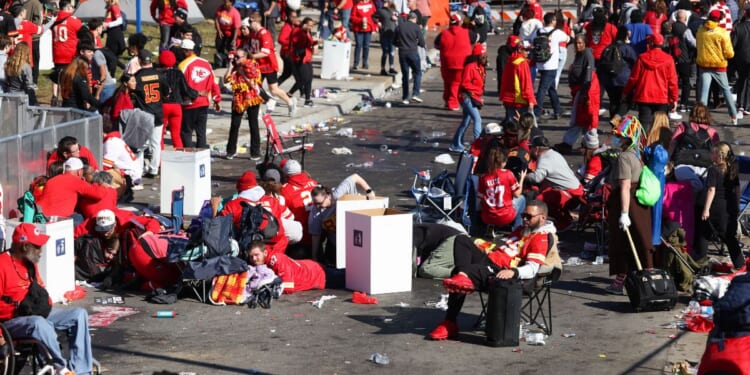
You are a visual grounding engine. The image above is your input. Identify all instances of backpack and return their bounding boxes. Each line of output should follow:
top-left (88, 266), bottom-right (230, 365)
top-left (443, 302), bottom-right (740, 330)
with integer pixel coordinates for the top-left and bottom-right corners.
top-left (2, 259), bottom-right (51, 318)
top-left (236, 202), bottom-right (280, 253)
top-left (672, 123), bottom-right (713, 168)
top-left (120, 10), bottom-right (128, 31)
top-left (74, 235), bottom-right (105, 281)
top-left (598, 42), bottom-right (625, 76)
top-left (532, 30), bottom-right (552, 63)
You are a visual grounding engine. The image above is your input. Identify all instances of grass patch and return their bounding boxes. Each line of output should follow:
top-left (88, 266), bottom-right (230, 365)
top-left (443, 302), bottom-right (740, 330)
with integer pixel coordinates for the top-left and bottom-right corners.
top-left (36, 20), bottom-right (218, 105)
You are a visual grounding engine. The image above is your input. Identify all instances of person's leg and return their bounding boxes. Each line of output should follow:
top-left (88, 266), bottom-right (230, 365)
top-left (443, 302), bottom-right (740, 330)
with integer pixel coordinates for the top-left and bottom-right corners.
top-left (448, 68), bottom-right (462, 109)
top-left (380, 33), bottom-right (389, 71)
top-left (167, 103), bottom-right (184, 149)
top-left (248, 105), bottom-right (261, 157)
top-left (362, 32), bottom-right (371, 68)
top-left (451, 96), bottom-right (472, 150)
top-left (340, 8), bottom-right (351, 37)
top-left (738, 66), bottom-right (750, 111)
top-left (637, 103), bottom-right (655, 132)
top-left (440, 66), bottom-right (450, 106)
top-left (468, 98), bottom-right (482, 139)
top-left (289, 62), bottom-right (304, 95)
top-left (147, 124), bottom-right (164, 174)
top-left (3, 315), bottom-right (68, 371)
top-left (353, 32), bottom-right (363, 67)
top-left (48, 307), bottom-right (93, 374)
top-left (278, 56), bottom-right (294, 85)
top-left (400, 53), bottom-right (410, 100)
top-left (32, 38), bottom-right (40, 84)
top-left (511, 194), bottom-right (526, 230)
top-left (180, 107), bottom-right (195, 148)
top-left (227, 111), bottom-right (243, 156)
top-left (677, 62), bottom-right (691, 108)
top-left (555, 48), bottom-right (567, 89)
top-left (714, 71), bottom-right (738, 118)
top-left (266, 73), bottom-right (293, 106)
top-left (301, 63), bottom-right (313, 101)
top-left (160, 24), bottom-right (171, 50)
top-left (535, 70), bottom-right (553, 117)
top-left (410, 53), bottom-right (422, 98)
top-left (699, 69), bottom-right (712, 106)
top-left (195, 107), bottom-right (208, 149)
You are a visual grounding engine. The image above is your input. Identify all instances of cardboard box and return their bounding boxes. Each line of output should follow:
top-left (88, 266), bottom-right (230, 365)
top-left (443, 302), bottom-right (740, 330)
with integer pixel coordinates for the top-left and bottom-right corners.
top-left (4, 219), bottom-right (75, 303)
top-left (320, 40), bottom-right (351, 80)
top-left (345, 208), bottom-right (413, 294)
top-left (160, 149), bottom-right (211, 216)
top-left (335, 195), bottom-right (388, 269)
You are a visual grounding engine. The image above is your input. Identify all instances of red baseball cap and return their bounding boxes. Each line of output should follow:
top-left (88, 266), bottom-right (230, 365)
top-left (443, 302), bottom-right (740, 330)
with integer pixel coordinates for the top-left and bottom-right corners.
top-left (472, 43), bottom-right (487, 56)
top-left (507, 35), bottom-right (522, 49)
top-left (708, 9), bottom-right (722, 21)
top-left (12, 223), bottom-right (50, 247)
top-left (236, 171), bottom-right (258, 192)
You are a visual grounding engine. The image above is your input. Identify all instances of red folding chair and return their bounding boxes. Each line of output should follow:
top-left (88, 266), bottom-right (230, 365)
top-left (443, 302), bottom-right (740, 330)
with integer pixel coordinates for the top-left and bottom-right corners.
top-left (262, 114), bottom-right (308, 168)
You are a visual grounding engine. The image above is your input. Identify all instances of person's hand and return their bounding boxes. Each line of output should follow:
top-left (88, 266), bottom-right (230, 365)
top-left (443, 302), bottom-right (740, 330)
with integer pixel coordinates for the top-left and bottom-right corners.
top-left (672, 102), bottom-right (678, 112)
top-left (365, 190), bottom-right (375, 200)
top-left (334, 7), bottom-right (339, 13)
top-left (528, 103), bottom-right (534, 112)
top-left (213, 102), bottom-right (222, 112)
top-left (513, 109), bottom-right (521, 122)
top-left (619, 212), bottom-right (631, 229)
top-left (519, 169), bottom-right (527, 181)
top-left (702, 210), bottom-right (710, 221)
top-left (497, 269), bottom-right (515, 279)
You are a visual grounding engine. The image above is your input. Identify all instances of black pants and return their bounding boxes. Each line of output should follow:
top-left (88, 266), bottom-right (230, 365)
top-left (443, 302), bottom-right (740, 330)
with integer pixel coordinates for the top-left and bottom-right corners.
top-left (278, 56), bottom-right (295, 86)
top-left (604, 84), bottom-right (628, 118)
top-left (32, 39), bottom-right (39, 84)
top-left (181, 106), bottom-right (209, 149)
top-left (695, 199), bottom-right (744, 268)
top-left (228, 105), bottom-right (261, 156)
top-left (636, 102), bottom-right (669, 132)
top-left (737, 63), bottom-right (750, 111)
top-left (676, 62), bottom-right (692, 107)
top-left (290, 62), bottom-right (313, 101)
top-left (215, 35), bottom-right (234, 55)
top-left (105, 27), bottom-right (127, 57)
top-left (446, 235), bottom-right (499, 321)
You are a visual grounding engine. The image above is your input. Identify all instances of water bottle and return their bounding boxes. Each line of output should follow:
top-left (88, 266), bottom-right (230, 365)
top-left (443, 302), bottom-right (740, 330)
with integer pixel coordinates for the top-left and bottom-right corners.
top-left (688, 300), bottom-right (701, 315)
top-left (362, 17), bottom-right (368, 30)
top-left (701, 306), bottom-right (714, 316)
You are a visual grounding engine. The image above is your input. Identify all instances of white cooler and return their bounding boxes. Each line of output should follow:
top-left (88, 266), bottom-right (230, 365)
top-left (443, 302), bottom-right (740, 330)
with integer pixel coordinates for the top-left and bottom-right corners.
top-left (320, 40), bottom-right (351, 80)
top-left (345, 208), bottom-right (413, 294)
top-left (4, 219), bottom-right (75, 303)
top-left (160, 149), bottom-right (211, 216)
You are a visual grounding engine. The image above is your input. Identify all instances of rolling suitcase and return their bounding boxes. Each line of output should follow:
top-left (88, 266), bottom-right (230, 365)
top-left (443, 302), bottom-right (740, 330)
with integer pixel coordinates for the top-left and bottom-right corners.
top-left (623, 227), bottom-right (678, 312)
top-left (485, 277), bottom-right (522, 347)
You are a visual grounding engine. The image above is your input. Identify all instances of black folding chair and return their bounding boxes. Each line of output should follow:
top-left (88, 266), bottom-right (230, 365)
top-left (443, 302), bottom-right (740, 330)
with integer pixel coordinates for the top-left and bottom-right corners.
top-left (419, 152), bottom-right (476, 224)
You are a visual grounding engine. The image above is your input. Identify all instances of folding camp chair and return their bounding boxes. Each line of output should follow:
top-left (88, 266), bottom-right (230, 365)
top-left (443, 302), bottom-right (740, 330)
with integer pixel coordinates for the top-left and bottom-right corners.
top-left (736, 156), bottom-right (750, 236)
top-left (262, 114), bottom-right (307, 169)
top-left (419, 152), bottom-right (476, 224)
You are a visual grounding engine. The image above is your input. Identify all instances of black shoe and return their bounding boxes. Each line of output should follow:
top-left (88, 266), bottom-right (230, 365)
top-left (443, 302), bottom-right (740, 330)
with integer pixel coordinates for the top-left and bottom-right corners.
top-left (380, 69), bottom-right (389, 76)
top-left (351, 66), bottom-right (358, 71)
top-left (143, 172), bottom-right (159, 179)
top-left (304, 100), bottom-right (314, 107)
top-left (362, 65), bottom-right (369, 70)
top-left (250, 154), bottom-right (262, 161)
top-left (388, 68), bottom-right (398, 75)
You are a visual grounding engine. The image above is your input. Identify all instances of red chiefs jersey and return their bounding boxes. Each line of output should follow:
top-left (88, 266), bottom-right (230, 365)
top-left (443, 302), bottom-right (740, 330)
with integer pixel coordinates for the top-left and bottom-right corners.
top-left (268, 253), bottom-right (326, 294)
top-left (52, 12), bottom-right (83, 65)
top-left (14, 20), bottom-right (42, 66)
top-left (249, 27), bottom-right (278, 74)
top-left (74, 208), bottom-right (162, 238)
top-left (0, 253), bottom-right (49, 321)
top-left (178, 55), bottom-right (221, 109)
top-left (215, 7), bottom-right (241, 37)
top-left (280, 174), bottom-right (318, 235)
top-left (488, 226), bottom-right (549, 269)
top-left (478, 169), bottom-right (519, 227)
top-left (220, 195), bottom-right (288, 257)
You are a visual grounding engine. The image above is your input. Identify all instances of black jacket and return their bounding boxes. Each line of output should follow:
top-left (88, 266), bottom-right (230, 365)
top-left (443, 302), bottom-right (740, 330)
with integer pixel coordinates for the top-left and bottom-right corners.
top-left (394, 20), bottom-right (425, 55)
top-left (160, 67), bottom-right (198, 104)
top-left (732, 20), bottom-right (750, 65)
top-left (62, 76), bottom-right (100, 111)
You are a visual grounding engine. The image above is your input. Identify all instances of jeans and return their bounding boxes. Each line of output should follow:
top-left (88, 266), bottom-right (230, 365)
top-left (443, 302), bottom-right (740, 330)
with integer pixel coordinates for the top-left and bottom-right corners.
top-left (339, 8), bottom-right (352, 37)
top-left (380, 31), bottom-right (395, 69)
top-left (511, 194), bottom-right (526, 230)
top-left (699, 68), bottom-right (737, 118)
top-left (181, 106), bottom-right (209, 149)
top-left (3, 307), bottom-right (92, 374)
top-left (319, 5), bottom-right (332, 39)
top-left (451, 95), bottom-right (481, 150)
top-left (99, 83), bottom-right (116, 104)
top-left (555, 47), bottom-right (567, 89)
top-left (353, 32), bottom-right (371, 68)
top-left (159, 24), bottom-right (171, 50)
top-left (399, 51), bottom-right (421, 100)
top-left (636, 102), bottom-right (669, 132)
top-left (504, 104), bottom-right (529, 123)
top-left (228, 105), bottom-right (261, 156)
top-left (146, 124), bottom-right (164, 174)
top-left (535, 69), bottom-right (561, 117)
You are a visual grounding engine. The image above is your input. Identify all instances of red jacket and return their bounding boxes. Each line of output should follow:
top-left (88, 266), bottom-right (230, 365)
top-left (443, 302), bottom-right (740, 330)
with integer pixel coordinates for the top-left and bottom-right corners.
top-left (437, 25), bottom-right (472, 69)
top-left (291, 28), bottom-right (317, 64)
top-left (220, 195), bottom-right (288, 258)
top-left (499, 52), bottom-right (536, 107)
top-left (622, 47), bottom-right (678, 105)
top-left (350, 1), bottom-right (377, 33)
top-left (51, 11), bottom-right (83, 65)
top-left (249, 27), bottom-right (279, 74)
top-left (584, 22), bottom-right (617, 60)
top-left (110, 90), bottom-right (134, 126)
top-left (0, 253), bottom-right (49, 321)
top-left (460, 59), bottom-right (486, 106)
top-left (178, 55), bottom-right (221, 110)
top-left (278, 22), bottom-right (297, 58)
top-left (74, 208), bottom-right (162, 238)
top-left (488, 226), bottom-right (549, 269)
top-left (36, 173), bottom-right (110, 218)
top-left (150, 0), bottom-right (187, 25)
top-left (76, 185), bottom-right (118, 219)
top-left (46, 145), bottom-right (100, 171)
top-left (268, 253), bottom-right (326, 293)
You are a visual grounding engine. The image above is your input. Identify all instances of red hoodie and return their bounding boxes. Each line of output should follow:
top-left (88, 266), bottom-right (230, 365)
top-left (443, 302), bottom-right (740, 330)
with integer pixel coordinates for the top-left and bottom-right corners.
top-left (278, 22), bottom-right (297, 58)
top-left (622, 47), bottom-right (678, 105)
top-left (350, 0), bottom-right (377, 33)
top-left (499, 52), bottom-right (536, 108)
top-left (460, 59), bottom-right (486, 106)
top-left (437, 25), bottom-right (472, 69)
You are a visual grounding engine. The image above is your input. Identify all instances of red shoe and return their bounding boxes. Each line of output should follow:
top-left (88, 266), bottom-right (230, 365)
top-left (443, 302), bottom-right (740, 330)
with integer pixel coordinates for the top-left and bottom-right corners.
top-left (443, 273), bottom-right (475, 294)
top-left (352, 291), bottom-right (379, 304)
top-left (429, 320), bottom-right (458, 340)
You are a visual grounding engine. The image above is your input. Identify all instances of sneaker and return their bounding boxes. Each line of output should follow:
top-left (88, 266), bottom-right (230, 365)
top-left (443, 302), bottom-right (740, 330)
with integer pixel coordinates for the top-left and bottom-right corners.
top-left (732, 117), bottom-right (738, 126)
top-left (266, 98), bottom-right (277, 113)
top-left (225, 152), bottom-right (238, 160)
top-left (429, 320), bottom-right (458, 340)
top-left (143, 171), bottom-right (159, 179)
top-left (679, 104), bottom-right (689, 113)
top-left (402, 99), bottom-right (410, 105)
top-left (388, 68), bottom-right (398, 75)
top-left (669, 111), bottom-right (682, 120)
top-left (362, 65), bottom-right (369, 70)
top-left (304, 100), bottom-right (314, 107)
top-left (604, 282), bottom-right (625, 295)
top-left (448, 145), bottom-right (464, 153)
top-left (443, 273), bottom-right (475, 294)
top-left (131, 184), bottom-right (144, 191)
top-left (380, 69), bottom-right (389, 76)
top-left (289, 97), bottom-right (297, 116)
top-left (738, 111), bottom-right (745, 120)
top-left (598, 108), bottom-right (607, 115)
top-left (411, 96), bottom-right (423, 103)
top-left (743, 109), bottom-right (750, 115)
top-left (351, 65), bottom-right (358, 71)
top-left (250, 154), bottom-right (262, 161)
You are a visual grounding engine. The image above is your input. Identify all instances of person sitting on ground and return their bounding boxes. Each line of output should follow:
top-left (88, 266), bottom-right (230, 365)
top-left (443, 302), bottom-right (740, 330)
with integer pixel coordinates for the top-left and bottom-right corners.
top-left (247, 240), bottom-right (326, 294)
top-left (74, 234), bottom-right (121, 288)
top-left (429, 200), bottom-right (555, 340)
top-left (0, 223), bottom-right (94, 374)
top-left (261, 168), bottom-right (303, 245)
top-left (280, 160), bottom-right (318, 246)
top-left (578, 131), bottom-right (604, 184)
top-left (76, 171), bottom-right (118, 219)
top-left (74, 208), bottom-right (161, 239)
top-left (47, 136), bottom-right (100, 171)
top-left (478, 145), bottom-right (526, 231)
top-left (308, 174), bottom-right (376, 263)
top-left (469, 122), bottom-right (503, 175)
top-left (35, 158), bottom-right (109, 222)
top-left (102, 120), bottom-right (144, 191)
top-left (526, 136), bottom-right (583, 231)
top-left (220, 171), bottom-right (290, 258)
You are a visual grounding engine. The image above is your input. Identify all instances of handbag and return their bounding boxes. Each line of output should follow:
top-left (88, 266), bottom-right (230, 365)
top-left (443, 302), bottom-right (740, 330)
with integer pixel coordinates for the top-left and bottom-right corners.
top-left (2, 259), bottom-right (52, 318)
top-left (636, 165), bottom-right (660, 206)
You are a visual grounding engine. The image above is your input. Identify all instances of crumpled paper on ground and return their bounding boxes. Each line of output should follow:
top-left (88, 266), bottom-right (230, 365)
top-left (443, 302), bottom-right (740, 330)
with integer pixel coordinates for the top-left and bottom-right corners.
top-left (309, 295), bottom-right (337, 308)
top-left (332, 147), bottom-right (353, 155)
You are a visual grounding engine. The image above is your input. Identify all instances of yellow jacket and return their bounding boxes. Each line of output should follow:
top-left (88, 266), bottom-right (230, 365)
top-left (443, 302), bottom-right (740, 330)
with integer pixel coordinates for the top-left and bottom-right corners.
top-left (696, 20), bottom-right (734, 69)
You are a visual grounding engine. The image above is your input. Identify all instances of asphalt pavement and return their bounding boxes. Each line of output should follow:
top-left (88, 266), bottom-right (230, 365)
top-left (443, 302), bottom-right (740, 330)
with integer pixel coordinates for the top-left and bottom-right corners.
top-left (79, 25), bottom-right (750, 375)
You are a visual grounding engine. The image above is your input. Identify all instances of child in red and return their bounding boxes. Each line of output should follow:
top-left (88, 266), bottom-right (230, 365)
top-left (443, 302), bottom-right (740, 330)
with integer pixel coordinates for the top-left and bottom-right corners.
top-left (478, 146), bottom-right (526, 230)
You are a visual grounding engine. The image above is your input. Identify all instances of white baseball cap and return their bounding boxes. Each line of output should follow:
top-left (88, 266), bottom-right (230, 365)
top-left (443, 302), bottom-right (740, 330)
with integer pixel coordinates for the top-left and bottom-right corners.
top-left (95, 209), bottom-right (116, 232)
top-left (64, 157), bottom-right (84, 171)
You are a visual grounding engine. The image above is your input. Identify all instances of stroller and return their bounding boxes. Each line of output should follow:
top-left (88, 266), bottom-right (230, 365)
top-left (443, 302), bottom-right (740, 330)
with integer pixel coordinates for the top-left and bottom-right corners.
top-left (661, 220), bottom-right (711, 293)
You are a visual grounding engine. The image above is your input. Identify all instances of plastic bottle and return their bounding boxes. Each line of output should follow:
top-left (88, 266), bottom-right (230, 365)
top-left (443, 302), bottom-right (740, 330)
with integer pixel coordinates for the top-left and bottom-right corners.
top-left (370, 353), bottom-right (390, 365)
top-left (701, 306), bottom-right (714, 316)
top-left (154, 310), bottom-right (176, 318)
top-left (688, 300), bottom-right (701, 315)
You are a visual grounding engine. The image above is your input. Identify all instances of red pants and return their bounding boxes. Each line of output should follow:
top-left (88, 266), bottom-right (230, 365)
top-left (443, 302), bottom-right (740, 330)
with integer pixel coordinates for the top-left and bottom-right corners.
top-left (537, 185), bottom-right (583, 228)
top-left (162, 102), bottom-right (183, 149)
top-left (128, 239), bottom-right (181, 290)
top-left (441, 67), bottom-right (462, 110)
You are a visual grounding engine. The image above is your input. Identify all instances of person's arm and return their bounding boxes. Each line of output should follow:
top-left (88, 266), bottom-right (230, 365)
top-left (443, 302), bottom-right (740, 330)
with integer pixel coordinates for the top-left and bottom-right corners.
top-left (684, 29), bottom-right (696, 48)
top-left (526, 157), bottom-right (547, 184)
top-left (513, 170), bottom-right (526, 197)
top-left (177, 71), bottom-right (199, 99)
top-left (150, 0), bottom-right (158, 20)
top-left (702, 187), bottom-right (716, 221)
top-left (348, 173), bottom-right (375, 199)
top-left (619, 178), bottom-right (631, 214)
top-left (214, 11), bottom-right (223, 36)
top-left (722, 33), bottom-right (735, 60)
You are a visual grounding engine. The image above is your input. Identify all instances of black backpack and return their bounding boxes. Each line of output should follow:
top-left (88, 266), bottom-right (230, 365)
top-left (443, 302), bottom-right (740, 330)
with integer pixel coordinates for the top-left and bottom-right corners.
top-left (598, 41), bottom-right (625, 76)
top-left (237, 202), bottom-right (280, 253)
top-left (672, 123), bottom-right (713, 167)
top-left (532, 30), bottom-right (552, 63)
top-left (2, 259), bottom-right (51, 318)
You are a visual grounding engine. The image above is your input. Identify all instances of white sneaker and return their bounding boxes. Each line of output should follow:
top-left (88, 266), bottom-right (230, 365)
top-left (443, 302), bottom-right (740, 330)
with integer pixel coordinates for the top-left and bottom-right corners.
top-left (598, 109), bottom-right (607, 115)
top-left (668, 111), bottom-right (682, 120)
top-left (131, 184), bottom-right (144, 191)
top-left (288, 97), bottom-right (297, 116)
top-left (402, 100), bottom-right (409, 105)
top-left (411, 96), bottom-right (423, 103)
top-left (732, 117), bottom-right (738, 126)
top-left (737, 111), bottom-right (744, 120)
top-left (266, 98), bottom-right (277, 113)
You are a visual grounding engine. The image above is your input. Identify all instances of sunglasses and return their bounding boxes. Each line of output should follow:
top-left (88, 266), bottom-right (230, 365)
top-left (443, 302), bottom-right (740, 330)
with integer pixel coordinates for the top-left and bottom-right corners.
top-left (521, 213), bottom-right (541, 220)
